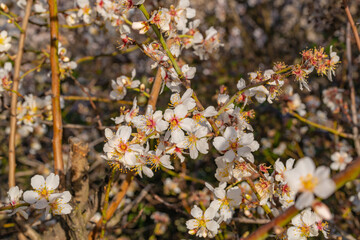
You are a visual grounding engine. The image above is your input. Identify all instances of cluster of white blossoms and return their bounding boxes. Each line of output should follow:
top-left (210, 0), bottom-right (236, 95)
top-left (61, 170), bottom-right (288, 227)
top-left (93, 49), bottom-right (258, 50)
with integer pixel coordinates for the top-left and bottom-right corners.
top-left (58, 43), bottom-right (78, 79)
top-left (287, 208), bottom-right (329, 240)
top-left (16, 94), bottom-right (54, 137)
top-left (100, 39), bottom-right (342, 238)
top-left (1, 0), bottom-right (350, 238)
top-left (4, 173), bottom-right (72, 219)
top-left (0, 62), bottom-right (12, 95)
top-left (109, 69), bottom-right (141, 100)
top-left (0, 30), bottom-right (12, 54)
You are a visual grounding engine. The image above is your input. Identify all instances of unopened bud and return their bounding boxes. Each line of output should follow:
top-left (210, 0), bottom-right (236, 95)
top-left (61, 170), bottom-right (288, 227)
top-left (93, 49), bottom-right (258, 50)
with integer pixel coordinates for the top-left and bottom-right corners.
top-left (312, 201), bottom-right (333, 220)
top-left (1, 3), bottom-right (9, 12)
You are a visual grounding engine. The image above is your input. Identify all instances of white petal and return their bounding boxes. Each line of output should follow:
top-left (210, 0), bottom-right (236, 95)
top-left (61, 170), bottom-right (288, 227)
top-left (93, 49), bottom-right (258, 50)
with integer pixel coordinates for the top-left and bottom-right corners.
top-left (174, 104), bottom-right (188, 119)
top-left (206, 220), bottom-right (219, 232)
top-left (295, 192), bottom-right (314, 209)
top-left (190, 205), bottom-right (203, 218)
top-left (186, 219), bottom-right (199, 230)
top-left (314, 166), bottom-right (330, 181)
top-left (31, 175), bottom-right (45, 190)
top-left (34, 199), bottom-right (49, 209)
top-left (204, 207), bottom-right (216, 220)
top-left (23, 191), bottom-right (40, 204)
top-left (45, 173), bottom-right (60, 190)
top-left (314, 179), bottom-right (335, 199)
top-left (213, 137), bottom-right (228, 151)
top-left (119, 126), bottom-right (132, 142)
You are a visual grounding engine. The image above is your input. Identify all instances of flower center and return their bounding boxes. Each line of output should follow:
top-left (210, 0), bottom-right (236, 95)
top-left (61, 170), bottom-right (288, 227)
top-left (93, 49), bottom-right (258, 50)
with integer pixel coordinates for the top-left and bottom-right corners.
top-left (170, 117), bottom-right (179, 128)
top-left (188, 134), bottom-right (197, 144)
top-left (36, 186), bottom-right (52, 199)
top-left (300, 173), bottom-right (318, 192)
top-left (118, 141), bottom-right (128, 153)
top-left (146, 118), bottom-right (155, 129)
top-left (300, 225), bottom-right (310, 237)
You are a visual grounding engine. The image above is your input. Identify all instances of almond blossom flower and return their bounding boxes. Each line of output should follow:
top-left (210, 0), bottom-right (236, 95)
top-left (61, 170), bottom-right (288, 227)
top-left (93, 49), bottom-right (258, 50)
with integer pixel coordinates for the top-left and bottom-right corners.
top-left (214, 156), bottom-right (233, 182)
top-left (45, 191), bottom-right (72, 217)
top-left (23, 173), bottom-right (59, 208)
top-left (0, 30), bottom-right (11, 52)
top-left (6, 186), bottom-right (28, 219)
top-left (330, 151), bottom-right (352, 171)
top-left (149, 8), bottom-right (171, 32)
top-left (132, 109), bottom-right (169, 135)
top-left (232, 157), bottom-right (253, 181)
top-left (181, 64), bottom-right (196, 80)
top-left (213, 127), bottom-right (259, 162)
top-left (177, 125), bottom-right (209, 159)
top-left (206, 182), bottom-right (242, 223)
top-left (110, 70), bottom-right (140, 100)
top-left (77, 0), bottom-right (92, 23)
top-left (164, 104), bottom-right (195, 143)
top-left (164, 178), bottom-right (181, 195)
top-left (288, 93), bottom-right (307, 116)
top-left (132, 21), bottom-right (150, 34)
top-left (125, 98), bottom-right (139, 123)
top-left (192, 106), bottom-right (217, 129)
top-left (103, 126), bottom-right (143, 168)
top-left (181, 19), bottom-right (203, 49)
top-left (284, 157), bottom-right (335, 209)
top-left (274, 158), bottom-right (295, 183)
top-left (244, 86), bottom-right (270, 103)
top-left (186, 205), bottom-right (220, 238)
top-left (170, 88), bottom-right (196, 110)
top-left (147, 143), bottom-right (174, 170)
top-left (0, 62), bottom-right (12, 94)
top-left (168, 0), bottom-right (196, 31)
top-left (287, 208), bottom-right (319, 240)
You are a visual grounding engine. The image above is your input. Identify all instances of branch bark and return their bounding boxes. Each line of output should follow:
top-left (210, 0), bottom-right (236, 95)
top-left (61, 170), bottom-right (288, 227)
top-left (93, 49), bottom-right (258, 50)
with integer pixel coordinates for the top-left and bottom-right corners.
top-left (343, 0), bottom-right (360, 52)
top-left (8, 0), bottom-right (33, 188)
top-left (48, 0), bottom-right (64, 176)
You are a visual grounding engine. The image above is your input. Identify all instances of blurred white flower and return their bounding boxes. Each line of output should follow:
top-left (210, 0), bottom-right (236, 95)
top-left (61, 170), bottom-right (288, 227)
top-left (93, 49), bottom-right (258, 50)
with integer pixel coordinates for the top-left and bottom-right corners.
top-left (330, 151), bottom-right (352, 171)
top-left (284, 157), bottom-right (335, 209)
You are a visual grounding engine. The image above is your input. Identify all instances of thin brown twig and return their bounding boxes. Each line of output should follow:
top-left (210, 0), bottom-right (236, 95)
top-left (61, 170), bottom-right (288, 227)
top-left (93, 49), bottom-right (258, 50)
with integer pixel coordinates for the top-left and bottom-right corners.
top-left (8, 0), bottom-right (33, 188)
top-left (289, 110), bottom-right (353, 139)
top-left (147, 64), bottom-right (163, 110)
top-left (71, 76), bottom-right (103, 128)
top-left (63, 95), bottom-right (134, 105)
top-left (343, 0), bottom-right (360, 52)
top-left (346, 22), bottom-right (360, 155)
top-left (88, 171), bottom-right (134, 240)
top-left (48, 0), bottom-right (64, 176)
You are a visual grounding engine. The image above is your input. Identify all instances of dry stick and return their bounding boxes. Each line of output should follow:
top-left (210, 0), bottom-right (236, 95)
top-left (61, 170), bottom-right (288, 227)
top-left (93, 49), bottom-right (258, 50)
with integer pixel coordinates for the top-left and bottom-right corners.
top-left (71, 76), bottom-right (103, 129)
top-left (63, 95), bottom-right (133, 105)
top-left (88, 171), bottom-right (134, 240)
top-left (8, 0), bottom-right (33, 188)
top-left (100, 168), bottom-right (116, 238)
top-left (244, 157), bottom-right (360, 240)
top-left (48, 0), bottom-right (64, 175)
top-left (343, 0), bottom-right (360, 52)
top-left (346, 23), bottom-right (360, 155)
top-left (289, 110), bottom-right (353, 139)
top-left (147, 67), bottom-right (163, 109)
